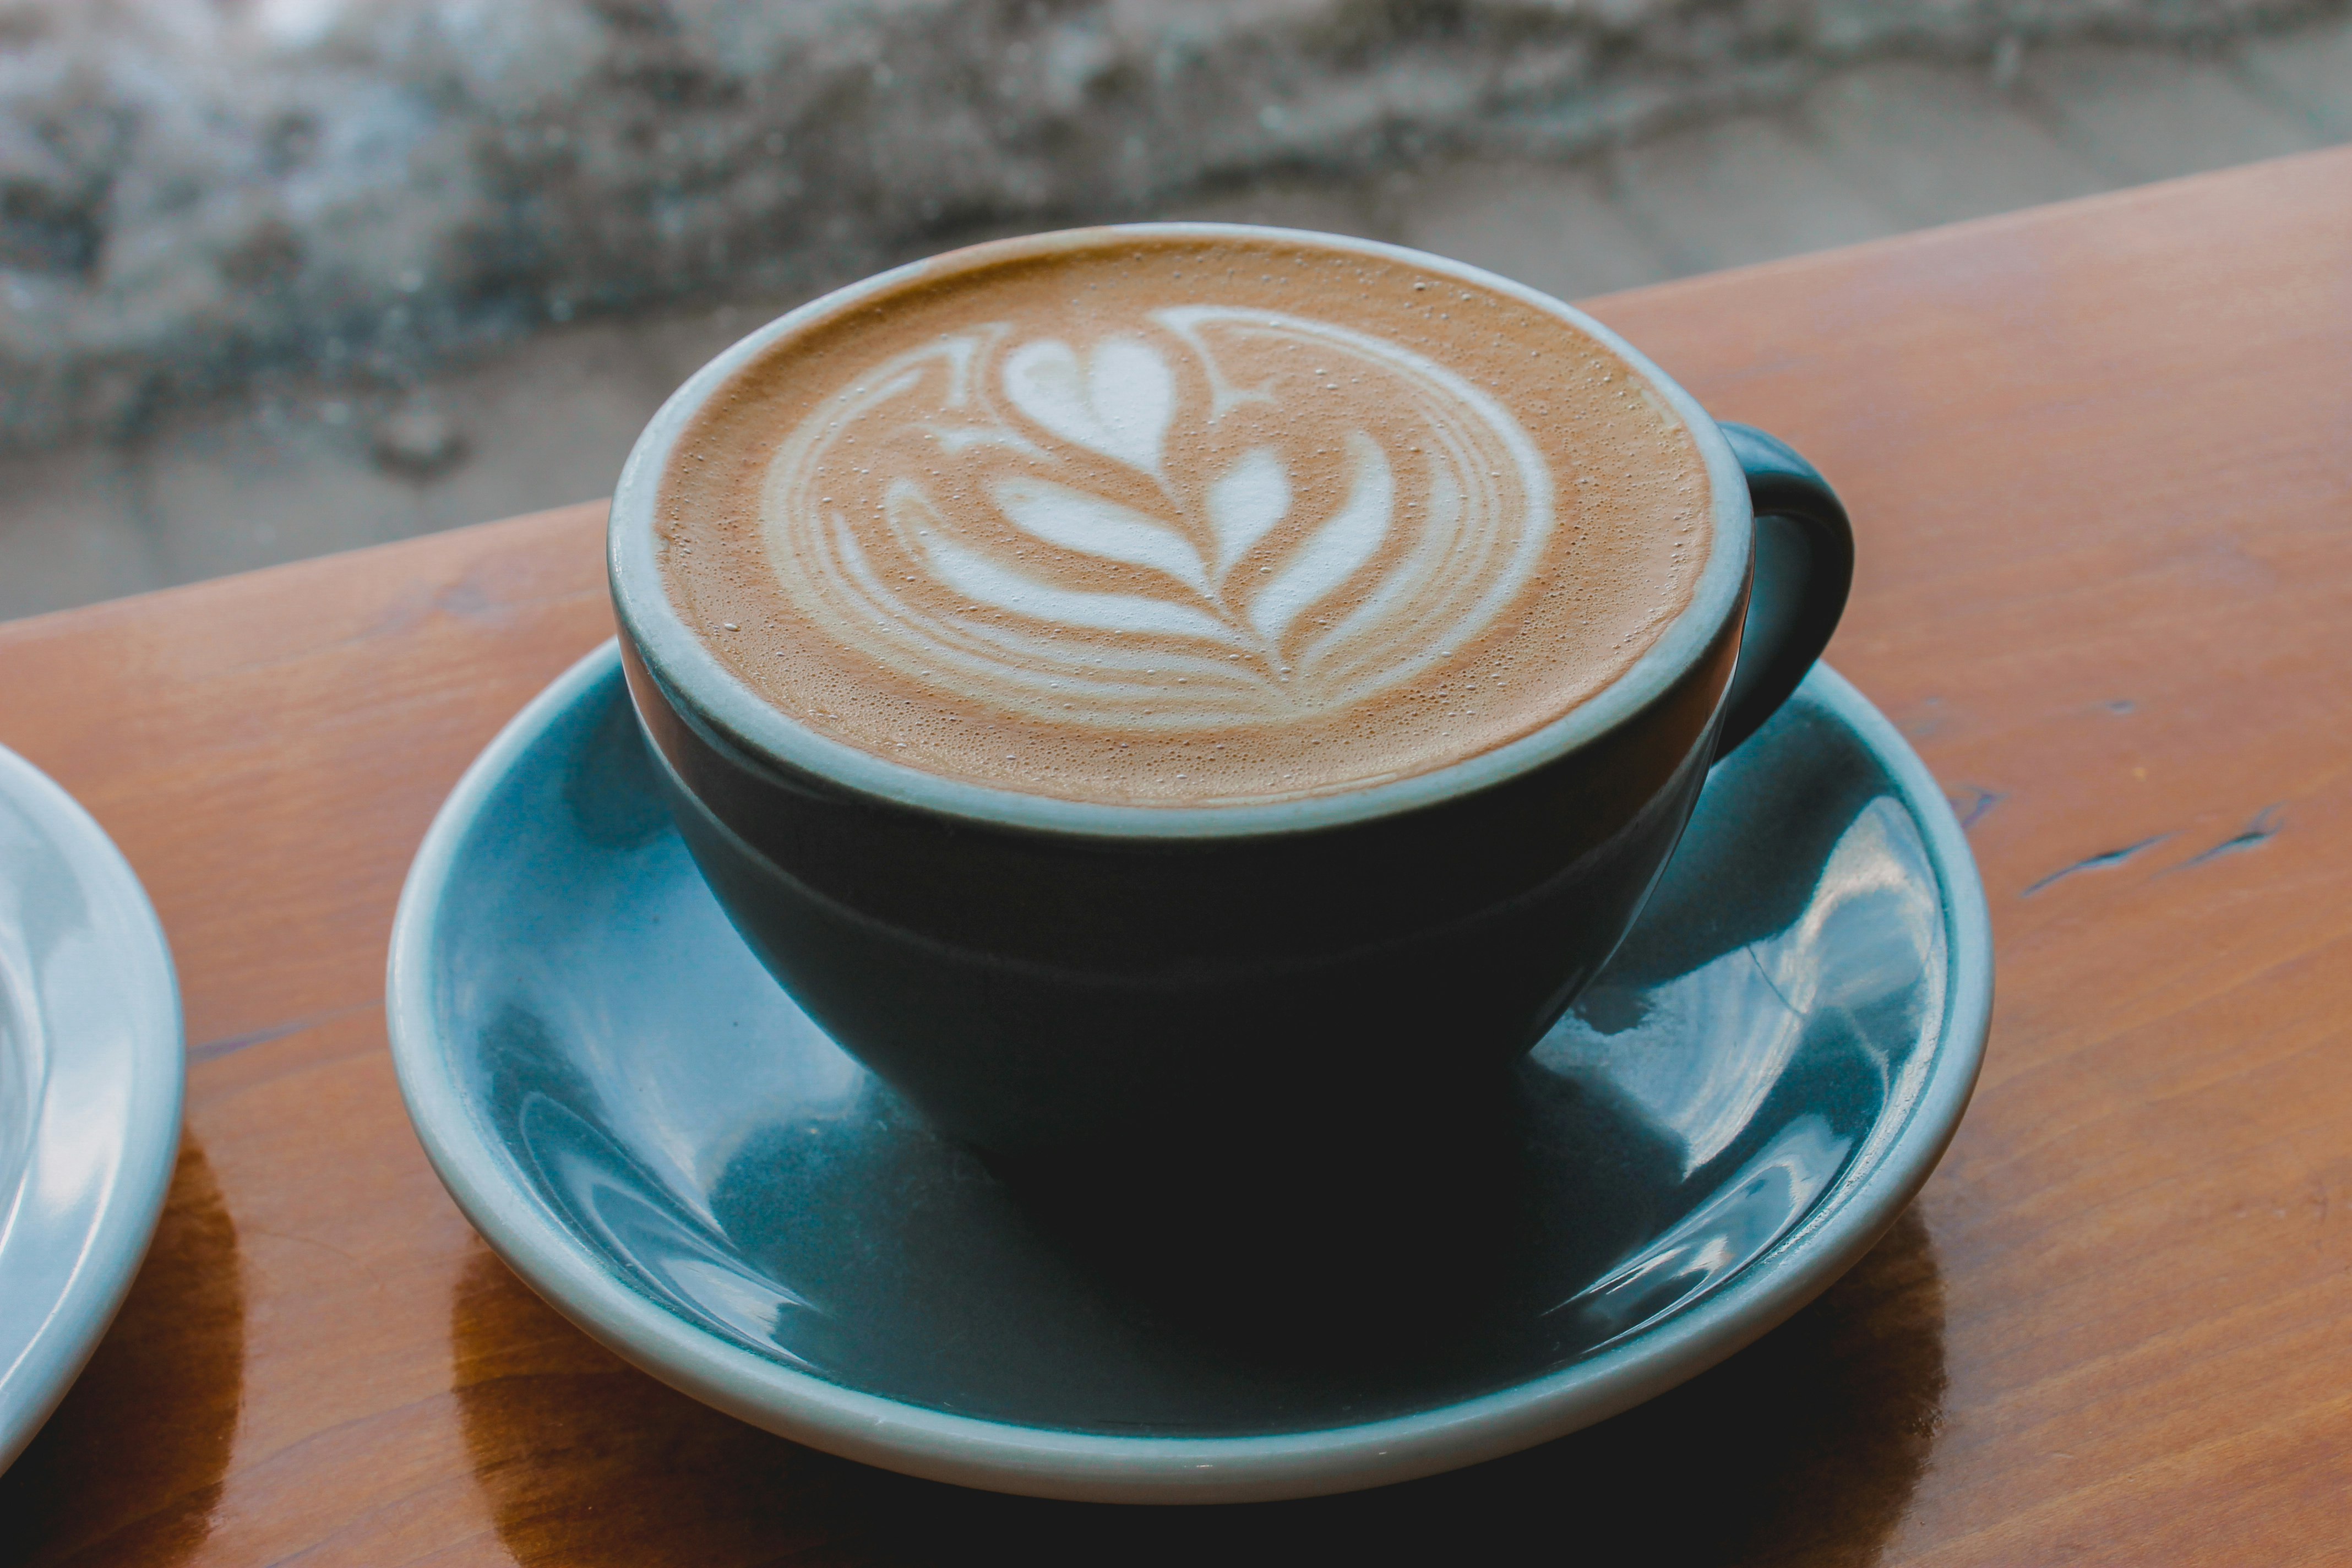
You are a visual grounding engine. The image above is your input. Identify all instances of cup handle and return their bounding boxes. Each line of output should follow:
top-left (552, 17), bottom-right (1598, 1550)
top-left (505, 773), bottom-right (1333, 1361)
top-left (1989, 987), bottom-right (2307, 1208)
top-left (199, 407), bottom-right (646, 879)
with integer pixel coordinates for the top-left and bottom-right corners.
top-left (1712, 422), bottom-right (1856, 760)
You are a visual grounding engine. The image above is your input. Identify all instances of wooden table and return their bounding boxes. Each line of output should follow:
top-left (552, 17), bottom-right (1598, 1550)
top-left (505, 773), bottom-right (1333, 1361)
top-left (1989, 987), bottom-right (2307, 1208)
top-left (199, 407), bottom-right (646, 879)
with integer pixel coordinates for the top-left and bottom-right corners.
top-left (3, 147), bottom-right (2348, 1566)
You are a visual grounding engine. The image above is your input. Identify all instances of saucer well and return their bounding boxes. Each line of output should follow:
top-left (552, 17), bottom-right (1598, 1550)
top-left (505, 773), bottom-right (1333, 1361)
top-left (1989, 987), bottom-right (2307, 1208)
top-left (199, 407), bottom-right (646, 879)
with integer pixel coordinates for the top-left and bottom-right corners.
top-left (388, 643), bottom-right (1990, 1504)
top-left (0, 745), bottom-right (183, 1475)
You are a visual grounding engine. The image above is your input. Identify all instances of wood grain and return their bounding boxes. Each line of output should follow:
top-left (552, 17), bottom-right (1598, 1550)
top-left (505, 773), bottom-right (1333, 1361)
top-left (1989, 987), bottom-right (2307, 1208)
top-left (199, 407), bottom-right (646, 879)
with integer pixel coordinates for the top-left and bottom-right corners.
top-left (2, 146), bottom-right (2349, 1565)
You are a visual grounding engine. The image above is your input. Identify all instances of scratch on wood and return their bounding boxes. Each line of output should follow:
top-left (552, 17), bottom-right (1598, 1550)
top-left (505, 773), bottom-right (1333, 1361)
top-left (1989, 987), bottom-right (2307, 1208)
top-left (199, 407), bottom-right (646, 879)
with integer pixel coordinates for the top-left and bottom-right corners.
top-left (1898, 696), bottom-right (1948, 741)
top-left (1947, 785), bottom-right (2005, 831)
top-left (2023, 833), bottom-right (2174, 896)
top-left (189, 999), bottom-right (382, 1063)
top-left (2172, 804), bottom-right (2285, 870)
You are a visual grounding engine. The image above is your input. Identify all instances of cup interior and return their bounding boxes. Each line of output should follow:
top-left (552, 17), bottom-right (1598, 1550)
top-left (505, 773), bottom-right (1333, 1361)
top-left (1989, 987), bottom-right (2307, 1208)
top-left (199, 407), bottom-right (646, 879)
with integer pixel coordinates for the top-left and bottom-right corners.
top-left (608, 222), bottom-right (1755, 840)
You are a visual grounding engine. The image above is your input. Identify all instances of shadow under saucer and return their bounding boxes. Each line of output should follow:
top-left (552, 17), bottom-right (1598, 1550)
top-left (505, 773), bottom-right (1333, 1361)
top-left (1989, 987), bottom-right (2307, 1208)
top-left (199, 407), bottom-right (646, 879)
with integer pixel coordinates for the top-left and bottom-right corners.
top-left (452, 1205), bottom-right (1945, 1566)
top-left (0, 1137), bottom-right (246, 1568)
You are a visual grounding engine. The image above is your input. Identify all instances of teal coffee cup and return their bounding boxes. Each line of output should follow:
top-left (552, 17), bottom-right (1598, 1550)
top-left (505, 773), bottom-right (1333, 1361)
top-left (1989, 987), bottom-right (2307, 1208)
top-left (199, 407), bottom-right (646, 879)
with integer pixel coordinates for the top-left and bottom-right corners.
top-left (608, 225), bottom-right (1852, 1164)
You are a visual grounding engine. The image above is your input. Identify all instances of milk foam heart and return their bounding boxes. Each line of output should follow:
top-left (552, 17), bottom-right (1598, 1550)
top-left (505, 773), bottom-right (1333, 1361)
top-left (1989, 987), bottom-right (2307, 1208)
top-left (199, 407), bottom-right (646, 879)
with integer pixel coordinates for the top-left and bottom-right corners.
top-left (658, 232), bottom-right (1712, 805)
top-left (1001, 337), bottom-right (1175, 476)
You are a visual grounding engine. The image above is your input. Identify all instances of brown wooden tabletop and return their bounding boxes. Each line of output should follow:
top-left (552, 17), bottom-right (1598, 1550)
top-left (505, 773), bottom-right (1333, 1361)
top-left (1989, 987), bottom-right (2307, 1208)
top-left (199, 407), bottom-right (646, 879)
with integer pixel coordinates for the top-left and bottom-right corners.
top-left (3, 146), bottom-right (2349, 1566)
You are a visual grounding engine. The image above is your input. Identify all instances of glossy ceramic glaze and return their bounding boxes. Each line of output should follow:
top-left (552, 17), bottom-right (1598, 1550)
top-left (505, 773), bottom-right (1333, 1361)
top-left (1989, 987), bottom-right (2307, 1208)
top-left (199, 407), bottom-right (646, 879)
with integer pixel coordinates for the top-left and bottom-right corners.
top-left (0, 745), bottom-right (183, 1476)
top-left (389, 642), bottom-right (1989, 1502)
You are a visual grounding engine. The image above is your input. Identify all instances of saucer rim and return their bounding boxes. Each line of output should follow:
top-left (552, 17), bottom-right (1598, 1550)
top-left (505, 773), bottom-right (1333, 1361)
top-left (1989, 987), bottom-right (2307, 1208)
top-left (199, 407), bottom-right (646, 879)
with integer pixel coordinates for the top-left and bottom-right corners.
top-left (0, 744), bottom-right (185, 1476)
top-left (388, 641), bottom-right (1991, 1505)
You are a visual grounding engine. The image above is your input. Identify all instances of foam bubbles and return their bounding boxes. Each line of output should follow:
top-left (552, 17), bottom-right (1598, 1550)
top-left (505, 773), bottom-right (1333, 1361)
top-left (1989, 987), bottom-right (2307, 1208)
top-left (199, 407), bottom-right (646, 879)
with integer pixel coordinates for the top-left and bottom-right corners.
top-left (659, 236), bottom-right (1711, 805)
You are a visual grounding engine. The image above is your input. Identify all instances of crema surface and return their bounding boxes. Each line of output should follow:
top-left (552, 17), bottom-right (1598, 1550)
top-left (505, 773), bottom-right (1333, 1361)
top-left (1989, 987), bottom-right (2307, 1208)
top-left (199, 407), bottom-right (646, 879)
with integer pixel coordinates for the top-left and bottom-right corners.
top-left (658, 232), bottom-right (1711, 805)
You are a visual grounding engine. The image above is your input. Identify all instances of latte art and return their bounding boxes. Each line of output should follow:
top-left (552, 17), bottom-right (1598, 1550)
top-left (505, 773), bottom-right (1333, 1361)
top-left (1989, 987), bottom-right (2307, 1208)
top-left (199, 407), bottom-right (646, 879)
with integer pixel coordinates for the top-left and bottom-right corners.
top-left (766, 309), bottom-right (1554, 731)
top-left (659, 232), bottom-right (1712, 804)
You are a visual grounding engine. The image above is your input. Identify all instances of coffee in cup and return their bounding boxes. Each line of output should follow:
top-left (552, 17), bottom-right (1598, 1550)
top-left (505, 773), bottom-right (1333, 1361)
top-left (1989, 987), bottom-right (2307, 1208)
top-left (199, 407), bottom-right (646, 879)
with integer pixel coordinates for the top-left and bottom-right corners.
top-left (656, 232), bottom-right (1711, 805)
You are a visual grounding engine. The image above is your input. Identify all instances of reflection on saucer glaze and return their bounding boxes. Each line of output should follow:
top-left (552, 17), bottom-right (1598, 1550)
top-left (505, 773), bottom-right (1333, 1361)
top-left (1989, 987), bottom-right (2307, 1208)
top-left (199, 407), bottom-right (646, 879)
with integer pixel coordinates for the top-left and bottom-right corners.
top-left (0, 747), bottom-right (183, 1477)
top-left (389, 646), bottom-right (1990, 1501)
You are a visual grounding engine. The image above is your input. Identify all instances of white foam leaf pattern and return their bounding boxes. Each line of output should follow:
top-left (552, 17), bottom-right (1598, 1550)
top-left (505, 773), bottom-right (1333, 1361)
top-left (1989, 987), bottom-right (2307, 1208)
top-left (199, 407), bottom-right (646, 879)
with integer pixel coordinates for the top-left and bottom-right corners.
top-left (1002, 337), bottom-right (1173, 475)
top-left (988, 476), bottom-right (1209, 592)
top-left (1206, 446), bottom-right (1291, 580)
top-left (1249, 431), bottom-right (1393, 644)
top-left (921, 531), bottom-right (1243, 645)
top-left (760, 309), bottom-right (1558, 733)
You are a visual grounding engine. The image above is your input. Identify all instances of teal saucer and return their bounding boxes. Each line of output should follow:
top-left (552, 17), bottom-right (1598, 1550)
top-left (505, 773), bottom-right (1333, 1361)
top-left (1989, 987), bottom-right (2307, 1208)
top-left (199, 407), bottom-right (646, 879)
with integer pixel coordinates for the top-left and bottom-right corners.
top-left (387, 643), bottom-right (1989, 1504)
top-left (0, 746), bottom-right (182, 1476)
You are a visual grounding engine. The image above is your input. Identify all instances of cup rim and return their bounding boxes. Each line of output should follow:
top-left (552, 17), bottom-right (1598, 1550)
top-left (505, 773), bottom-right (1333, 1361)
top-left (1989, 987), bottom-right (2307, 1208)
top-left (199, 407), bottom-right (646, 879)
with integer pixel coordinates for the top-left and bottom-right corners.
top-left (608, 222), bottom-right (1753, 840)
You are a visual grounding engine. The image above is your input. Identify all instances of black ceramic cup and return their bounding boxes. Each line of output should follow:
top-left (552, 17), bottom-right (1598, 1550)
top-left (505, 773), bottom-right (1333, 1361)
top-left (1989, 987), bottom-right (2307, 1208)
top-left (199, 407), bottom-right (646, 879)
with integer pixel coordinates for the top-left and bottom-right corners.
top-left (609, 225), bottom-right (1852, 1165)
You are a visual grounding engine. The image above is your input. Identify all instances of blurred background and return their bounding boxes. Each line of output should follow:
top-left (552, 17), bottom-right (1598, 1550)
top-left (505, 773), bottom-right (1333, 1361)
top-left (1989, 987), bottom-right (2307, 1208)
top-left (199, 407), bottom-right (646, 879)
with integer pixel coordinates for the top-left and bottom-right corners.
top-left (1, 0), bottom-right (2345, 620)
